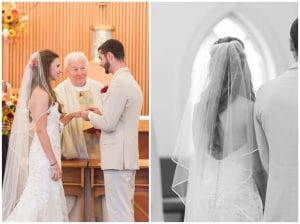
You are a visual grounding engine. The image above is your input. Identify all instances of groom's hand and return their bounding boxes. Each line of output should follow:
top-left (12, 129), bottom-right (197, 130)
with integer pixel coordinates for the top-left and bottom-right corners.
top-left (87, 107), bottom-right (102, 115)
top-left (81, 110), bottom-right (90, 121)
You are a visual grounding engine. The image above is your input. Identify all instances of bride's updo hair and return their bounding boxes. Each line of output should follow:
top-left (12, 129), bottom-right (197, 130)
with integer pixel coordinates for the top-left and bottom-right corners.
top-left (214, 36), bottom-right (244, 48)
top-left (31, 49), bottom-right (62, 113)
top-left (211, 37), bottom-right (255, 157)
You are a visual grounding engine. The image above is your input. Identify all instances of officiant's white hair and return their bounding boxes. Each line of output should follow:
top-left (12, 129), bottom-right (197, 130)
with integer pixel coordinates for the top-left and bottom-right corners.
top-left (64, 51), bottom-right (88, 69)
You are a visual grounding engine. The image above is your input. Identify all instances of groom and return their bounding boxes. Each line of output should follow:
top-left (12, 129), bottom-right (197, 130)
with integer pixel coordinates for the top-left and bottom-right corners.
top-left (81, 39), bottom-right (143, 221)
top-left (254, 18), bottom-right (298, 221)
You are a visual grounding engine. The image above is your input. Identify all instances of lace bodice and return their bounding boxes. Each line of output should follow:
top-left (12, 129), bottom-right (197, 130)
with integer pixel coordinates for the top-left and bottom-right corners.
top-left (185, 145), bottom-right (263, 221)
top-left (30, 103), bottom-right (63, 159)
top-left (203, 145), bottom-right (253, 191)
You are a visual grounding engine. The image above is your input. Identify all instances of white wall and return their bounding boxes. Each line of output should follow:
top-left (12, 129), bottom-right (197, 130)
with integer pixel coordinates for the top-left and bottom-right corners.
top-left (151, 2), bottom-right (298, 157)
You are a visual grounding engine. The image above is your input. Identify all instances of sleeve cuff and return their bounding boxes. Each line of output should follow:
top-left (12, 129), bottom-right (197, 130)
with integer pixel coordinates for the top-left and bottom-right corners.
top-left (88, 111), bottom-right (92, 121)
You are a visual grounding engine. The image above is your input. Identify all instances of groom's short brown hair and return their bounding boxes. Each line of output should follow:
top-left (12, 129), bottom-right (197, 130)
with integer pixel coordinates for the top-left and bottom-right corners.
top-left (98, 39), bottom-right (125, 61)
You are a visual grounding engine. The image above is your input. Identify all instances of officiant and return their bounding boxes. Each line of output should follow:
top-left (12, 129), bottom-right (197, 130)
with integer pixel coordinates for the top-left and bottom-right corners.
top-left (55, 51), bottom-right (104, 221)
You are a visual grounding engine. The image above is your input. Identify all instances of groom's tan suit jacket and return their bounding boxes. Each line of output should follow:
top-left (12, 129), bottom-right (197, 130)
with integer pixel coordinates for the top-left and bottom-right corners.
top-left (88, 67), bottom-right (143, 170)
top-left (254, 62), bottom-right (298, 221)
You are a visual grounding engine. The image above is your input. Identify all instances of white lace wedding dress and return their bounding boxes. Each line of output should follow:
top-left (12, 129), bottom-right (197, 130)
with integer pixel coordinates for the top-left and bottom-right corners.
top-left (185, 144), bottom-right (263, 221)
top-left (6, 103), bottom-right (68, 221)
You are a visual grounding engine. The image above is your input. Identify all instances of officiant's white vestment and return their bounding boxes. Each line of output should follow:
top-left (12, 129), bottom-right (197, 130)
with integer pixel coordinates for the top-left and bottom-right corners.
top-left (254, 62), bottom-right (298, 221)
top-left (88, 67), bottom-right (143, 221)
top-left (55, 78), bottom-right (103, 159)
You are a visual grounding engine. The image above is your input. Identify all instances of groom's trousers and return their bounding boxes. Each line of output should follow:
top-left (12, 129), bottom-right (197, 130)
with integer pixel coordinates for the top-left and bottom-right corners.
top-left (103, 170), bottom-right (136, 221)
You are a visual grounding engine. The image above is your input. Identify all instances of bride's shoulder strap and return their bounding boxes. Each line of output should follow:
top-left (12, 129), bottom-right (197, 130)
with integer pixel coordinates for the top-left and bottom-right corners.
top-left (29, 87), bottom-right (51, 123)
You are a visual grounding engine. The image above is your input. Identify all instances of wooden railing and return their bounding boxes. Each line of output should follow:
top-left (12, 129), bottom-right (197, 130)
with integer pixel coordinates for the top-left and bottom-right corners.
top-left (62, 159), bottom-right (149, 221)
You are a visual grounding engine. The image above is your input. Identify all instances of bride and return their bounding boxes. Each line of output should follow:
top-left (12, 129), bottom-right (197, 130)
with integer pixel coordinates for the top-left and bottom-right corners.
top-left (172, 37), bottom-right (267, 221)
top-left (2, 50), bottom-right (81, 221)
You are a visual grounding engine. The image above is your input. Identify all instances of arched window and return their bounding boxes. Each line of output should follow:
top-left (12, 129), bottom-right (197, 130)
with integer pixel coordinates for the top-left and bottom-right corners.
top-left (190, 16), bottom-right (274, 102)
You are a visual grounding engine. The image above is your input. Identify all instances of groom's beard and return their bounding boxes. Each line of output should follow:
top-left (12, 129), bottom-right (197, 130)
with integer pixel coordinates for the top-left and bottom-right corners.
top-left (104, 61), bottom-right (110, 74)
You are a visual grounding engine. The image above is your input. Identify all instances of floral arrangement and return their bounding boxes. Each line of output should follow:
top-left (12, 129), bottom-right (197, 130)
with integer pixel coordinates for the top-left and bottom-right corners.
top-left (2, 95), bottom-right (17, 135)
top-left (2, 2), bottom-right (28, 42)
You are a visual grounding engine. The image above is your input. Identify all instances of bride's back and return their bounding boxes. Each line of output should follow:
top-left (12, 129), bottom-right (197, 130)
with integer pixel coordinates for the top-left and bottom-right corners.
top-left (217, 96), bottom-right (254, 158)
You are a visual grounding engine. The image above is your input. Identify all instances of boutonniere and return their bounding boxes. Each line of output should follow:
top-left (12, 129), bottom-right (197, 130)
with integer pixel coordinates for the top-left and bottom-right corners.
top-left (100, 85), bottom-right (109, 94)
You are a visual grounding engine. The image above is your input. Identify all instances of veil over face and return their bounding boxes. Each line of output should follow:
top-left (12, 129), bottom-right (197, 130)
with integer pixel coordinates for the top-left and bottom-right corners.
top-left (2, 51), bottom-right (53, 220)
top-left (172, 40), bottom-right (258, 219)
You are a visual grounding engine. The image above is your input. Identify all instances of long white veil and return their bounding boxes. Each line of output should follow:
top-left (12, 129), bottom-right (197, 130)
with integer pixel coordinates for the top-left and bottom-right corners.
top-left (172, 40), bottom-right (258, 220)
top-left (2, 51), bottom-right (52, 220)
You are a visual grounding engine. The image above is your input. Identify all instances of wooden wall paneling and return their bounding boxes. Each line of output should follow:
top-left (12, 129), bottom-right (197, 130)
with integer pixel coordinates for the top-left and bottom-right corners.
top-left (2, 2), bottom-right (149, 115)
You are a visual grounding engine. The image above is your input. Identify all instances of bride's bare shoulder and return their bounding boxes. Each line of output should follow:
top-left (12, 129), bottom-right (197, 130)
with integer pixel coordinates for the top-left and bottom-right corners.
top-left (30, 87), bottom-right (50, 107)
top-left (31, 86), bottom-right (49, 98)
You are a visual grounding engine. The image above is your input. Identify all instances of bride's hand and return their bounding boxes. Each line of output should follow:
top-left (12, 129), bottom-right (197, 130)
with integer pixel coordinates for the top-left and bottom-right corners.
top-left (50, 162), bottom-right (62, 181)
top-left (71, 111), bottom-right (82, 118)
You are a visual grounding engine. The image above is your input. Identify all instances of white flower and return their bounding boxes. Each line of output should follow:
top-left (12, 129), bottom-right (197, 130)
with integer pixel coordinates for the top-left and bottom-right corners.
top-left (2, 28), bottom-right (9, 38)
top-left (6, 100), bottom-right (13, 107)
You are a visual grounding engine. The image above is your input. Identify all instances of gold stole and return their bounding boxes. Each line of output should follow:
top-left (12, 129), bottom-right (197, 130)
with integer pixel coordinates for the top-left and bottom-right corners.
top-left (77, 91), bottom-right (94, 131)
